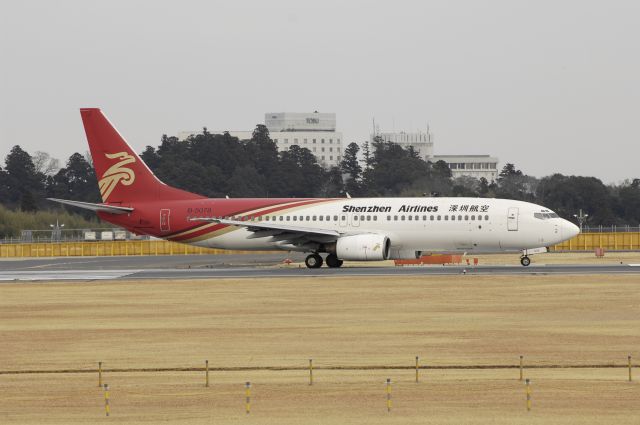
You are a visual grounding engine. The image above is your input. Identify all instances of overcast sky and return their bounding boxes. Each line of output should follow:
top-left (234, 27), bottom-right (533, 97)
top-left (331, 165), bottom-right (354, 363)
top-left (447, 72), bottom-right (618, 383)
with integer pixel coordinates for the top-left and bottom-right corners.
top-left (1, 0), bottom-right (638, 183)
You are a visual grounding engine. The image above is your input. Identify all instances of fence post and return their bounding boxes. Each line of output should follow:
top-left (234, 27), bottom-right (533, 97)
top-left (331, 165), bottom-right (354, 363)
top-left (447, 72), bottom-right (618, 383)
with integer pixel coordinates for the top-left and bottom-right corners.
top-left (104, 384), bottom-right (110, 417)
top-left (205, 360), bottom-right (209, 387)
top-left (415, 356), bottom-right (419, 383)
top-left (245, 382), bottom-right (251, 414)
top-left (309, 359), bottom-right (313, 386)
top-left (386, 378), bottom-right (392, 412)
top-left (519, 355), bottom-right (523, 381)
top-left (629, 355), bottom-right (633, 382)
top-left (525, 379), bottom-right (531, 411)
top-left (98, 361), bottom-right (103, 387)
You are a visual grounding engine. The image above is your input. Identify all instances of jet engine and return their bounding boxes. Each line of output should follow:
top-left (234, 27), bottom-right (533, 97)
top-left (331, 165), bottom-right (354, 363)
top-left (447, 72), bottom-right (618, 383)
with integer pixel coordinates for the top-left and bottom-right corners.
top-left (335, 234), bottom-right (390, 261)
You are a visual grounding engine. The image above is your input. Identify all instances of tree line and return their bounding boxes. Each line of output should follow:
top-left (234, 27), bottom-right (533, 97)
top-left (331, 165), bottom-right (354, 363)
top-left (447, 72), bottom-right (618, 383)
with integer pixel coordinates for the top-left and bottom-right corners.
top-left (1, 125), bottom-right (640, 236)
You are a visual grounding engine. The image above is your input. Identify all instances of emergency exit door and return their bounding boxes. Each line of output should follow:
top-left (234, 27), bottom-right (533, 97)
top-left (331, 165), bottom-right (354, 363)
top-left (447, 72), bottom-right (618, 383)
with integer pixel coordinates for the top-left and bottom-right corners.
top-left (507, 207), bottom-right (519, 231)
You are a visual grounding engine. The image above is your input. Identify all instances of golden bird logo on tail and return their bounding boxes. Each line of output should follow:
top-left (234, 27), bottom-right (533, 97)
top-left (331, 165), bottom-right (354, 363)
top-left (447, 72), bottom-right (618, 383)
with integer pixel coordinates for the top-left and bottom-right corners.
top-left (98, 152), bottom-right (136, 201)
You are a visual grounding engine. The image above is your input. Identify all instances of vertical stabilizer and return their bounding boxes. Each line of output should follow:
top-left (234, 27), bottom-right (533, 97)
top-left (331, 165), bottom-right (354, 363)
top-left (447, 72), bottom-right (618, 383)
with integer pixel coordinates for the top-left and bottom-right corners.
top-left (80, 108), bottom-right (202, 203)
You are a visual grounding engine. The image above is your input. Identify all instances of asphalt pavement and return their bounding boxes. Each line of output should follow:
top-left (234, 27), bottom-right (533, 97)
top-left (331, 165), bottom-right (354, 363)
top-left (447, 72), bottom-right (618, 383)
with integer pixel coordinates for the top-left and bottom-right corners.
top-left (1, 253), bottom-right (639, 281)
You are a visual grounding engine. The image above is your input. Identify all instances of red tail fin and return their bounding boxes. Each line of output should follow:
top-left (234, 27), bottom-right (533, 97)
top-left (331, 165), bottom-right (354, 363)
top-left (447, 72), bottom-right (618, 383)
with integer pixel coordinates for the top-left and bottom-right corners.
top-left (80, 108), bottom-right (202, 203)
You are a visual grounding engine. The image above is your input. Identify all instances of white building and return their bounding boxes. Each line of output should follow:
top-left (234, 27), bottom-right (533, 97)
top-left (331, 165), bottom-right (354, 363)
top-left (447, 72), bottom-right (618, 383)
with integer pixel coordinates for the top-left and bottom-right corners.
top-left (266, 112), bottom-right (335, 132)
top-left (369, 128), bottom-right (498, 182)
top-left (177, 112), bottom-right (343, 169)
top-left (431, 155), bottom-right (499, 182)
top-left (371, 129), bottom-right (434, 160)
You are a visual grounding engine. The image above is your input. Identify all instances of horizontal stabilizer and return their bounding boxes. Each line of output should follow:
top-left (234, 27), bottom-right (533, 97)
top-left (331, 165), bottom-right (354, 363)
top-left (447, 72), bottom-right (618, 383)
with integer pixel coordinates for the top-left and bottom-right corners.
top-left (47, 198), bottom-right (134, 215)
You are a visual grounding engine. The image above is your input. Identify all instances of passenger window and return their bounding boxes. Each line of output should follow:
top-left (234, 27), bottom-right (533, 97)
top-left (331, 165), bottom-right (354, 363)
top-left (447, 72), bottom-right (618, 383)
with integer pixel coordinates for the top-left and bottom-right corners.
top-left (430, 215), bottom-right (434, 221)
top-left (394, 215), bottom-right (398, 221)
top-left (437, 215), bottom-right (442, 221)
top-left (300, 216), bottom-right (303, 221)
top-left (401, 216), bottom-right (405, 221)
top-left (458, 215), bottom-right (462, 221)
top-left (451, 215), bottom-right (456, 221)
top-left (471, 215), bottom-right (475, 221)
top-left (465, 215), bottom-right (469, 221)
top-left (312, 215), bottom-right (317, 221)
top-left (354, 215), bottom-right (359, 221)
top-left (293, 216), bottom-right (297, 221)
top-left (373, 216), bottom-right (378, 221)
top-left (286, 216), bottom-right (290, 221)
top-left (409, 215), bottom-right (413, 221)
top-left (485, 215), bottom-right (489, 220)
top-left (360, 215), bottom-right (365, 221)
top-left (423, 215), bottom-right (427, 221)
top-left (319, 216), bottom-right (323, 221)
top-left (478, 215), bottom-right (482, 221)
top-left (366, 215), bottom-right (371, 221)
top-left (444, 215), bottom-right (448, 221)
top-left (306, 216), bottom-right (310, 221)
top-left (387, 215), bottom-right (391, 221)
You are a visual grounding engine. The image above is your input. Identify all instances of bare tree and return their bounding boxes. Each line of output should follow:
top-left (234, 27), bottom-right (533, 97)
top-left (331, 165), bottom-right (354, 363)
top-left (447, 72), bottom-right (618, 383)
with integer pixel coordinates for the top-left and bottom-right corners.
top-left (32, 151), bottom-right (60, 176)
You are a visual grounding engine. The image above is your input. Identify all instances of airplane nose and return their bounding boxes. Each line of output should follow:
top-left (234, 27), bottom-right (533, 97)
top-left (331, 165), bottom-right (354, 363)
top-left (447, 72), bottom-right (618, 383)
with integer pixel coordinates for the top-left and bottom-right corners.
top-left (561, 219), bottom-right (580, 239)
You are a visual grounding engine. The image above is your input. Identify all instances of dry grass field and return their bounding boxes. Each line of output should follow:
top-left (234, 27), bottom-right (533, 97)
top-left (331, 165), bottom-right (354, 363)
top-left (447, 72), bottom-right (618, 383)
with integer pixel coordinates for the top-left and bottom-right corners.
top-left (1, 274), bottom-right (639, 424)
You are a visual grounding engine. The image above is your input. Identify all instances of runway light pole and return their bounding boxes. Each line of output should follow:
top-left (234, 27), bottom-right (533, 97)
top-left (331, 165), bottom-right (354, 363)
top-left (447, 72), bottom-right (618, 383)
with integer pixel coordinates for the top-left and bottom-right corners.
top-left (573, 209), bottom-right (588, 232)
top-left (49, 219), bottom-right (65, 242)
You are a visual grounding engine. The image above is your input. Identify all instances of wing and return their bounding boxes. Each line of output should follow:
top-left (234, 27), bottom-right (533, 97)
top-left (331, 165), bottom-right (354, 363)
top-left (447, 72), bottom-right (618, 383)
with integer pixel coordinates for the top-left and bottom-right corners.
top-left (189, 217), bottom-right (340, 245)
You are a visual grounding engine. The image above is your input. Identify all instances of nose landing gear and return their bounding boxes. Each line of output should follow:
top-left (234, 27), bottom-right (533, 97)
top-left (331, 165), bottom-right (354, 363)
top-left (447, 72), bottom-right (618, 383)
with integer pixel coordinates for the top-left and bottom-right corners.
top-left (520, 256), bottom-right (531, 267)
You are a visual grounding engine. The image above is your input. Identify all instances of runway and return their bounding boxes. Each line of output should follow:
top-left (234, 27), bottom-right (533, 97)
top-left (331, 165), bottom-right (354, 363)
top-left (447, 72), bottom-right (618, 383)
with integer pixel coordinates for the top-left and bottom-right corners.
top-left (1, 254), bottom-right (640, 281)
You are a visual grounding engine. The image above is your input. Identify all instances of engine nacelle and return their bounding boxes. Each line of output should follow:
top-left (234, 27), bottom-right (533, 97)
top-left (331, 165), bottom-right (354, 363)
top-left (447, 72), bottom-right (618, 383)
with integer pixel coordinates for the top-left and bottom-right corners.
top-left (336, 234), bottom-right (390, 261)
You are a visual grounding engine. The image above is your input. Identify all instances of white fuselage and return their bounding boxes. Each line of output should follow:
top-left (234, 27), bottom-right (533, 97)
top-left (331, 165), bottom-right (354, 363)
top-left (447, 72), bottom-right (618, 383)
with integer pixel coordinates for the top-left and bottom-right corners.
top-left (192, 197), bottom-right (579, 256)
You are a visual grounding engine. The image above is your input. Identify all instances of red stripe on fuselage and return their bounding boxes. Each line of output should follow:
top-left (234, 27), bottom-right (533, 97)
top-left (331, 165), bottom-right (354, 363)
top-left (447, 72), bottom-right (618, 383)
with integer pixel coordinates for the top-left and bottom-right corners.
top-left (168, 198), bottom-right (338, 242)
top-left (161, 198), bottom-right (316, 239)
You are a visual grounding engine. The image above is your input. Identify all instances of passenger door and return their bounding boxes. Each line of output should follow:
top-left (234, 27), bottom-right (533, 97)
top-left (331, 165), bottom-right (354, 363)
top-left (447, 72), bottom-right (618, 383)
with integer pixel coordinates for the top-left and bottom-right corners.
top-left (507, 207), bottom-right (519, 231)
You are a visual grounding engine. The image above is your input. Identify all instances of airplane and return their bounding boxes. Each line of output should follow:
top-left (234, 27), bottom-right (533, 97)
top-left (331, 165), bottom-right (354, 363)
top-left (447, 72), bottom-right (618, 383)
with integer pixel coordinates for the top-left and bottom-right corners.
top-left (48, 108), bottom-right (580, 268)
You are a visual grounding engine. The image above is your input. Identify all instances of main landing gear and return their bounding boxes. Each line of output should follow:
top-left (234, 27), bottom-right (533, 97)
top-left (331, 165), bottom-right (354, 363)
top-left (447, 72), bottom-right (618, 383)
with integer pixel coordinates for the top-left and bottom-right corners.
top-left (304, 253), bottom-right (343, 268)
top-left (325, 253), bottom-right (344, 268)
top-left (520, 256), bottom-right (531, 267)
top-left (305, 253), bottom-right (323, 268)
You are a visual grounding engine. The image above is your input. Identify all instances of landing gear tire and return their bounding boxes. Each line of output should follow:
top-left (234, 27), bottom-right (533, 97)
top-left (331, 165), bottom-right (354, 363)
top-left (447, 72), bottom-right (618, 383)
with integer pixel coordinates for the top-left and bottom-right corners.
top-left (305, 253), bottom-right (323, 269)
top-left (520, 256), bottom-right (531, 267)
top-left (326, 254), bottom-right (343, 268)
